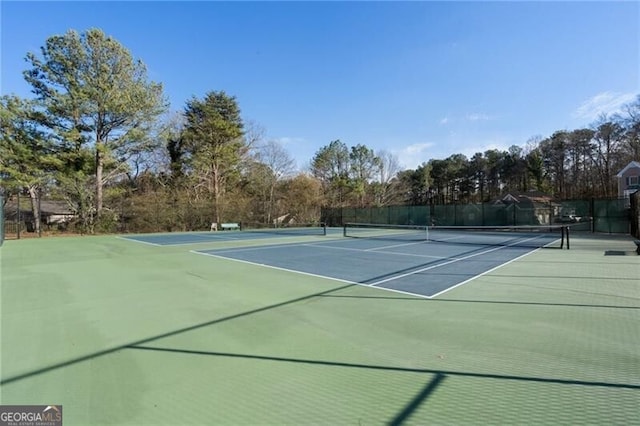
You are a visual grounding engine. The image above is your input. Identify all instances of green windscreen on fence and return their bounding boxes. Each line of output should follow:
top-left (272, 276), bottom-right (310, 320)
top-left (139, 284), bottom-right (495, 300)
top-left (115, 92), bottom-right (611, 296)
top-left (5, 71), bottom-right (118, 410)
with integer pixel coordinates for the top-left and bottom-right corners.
top-left (631, 191), bottom-right (640, 239)
top-left (594, 198), bottom-right (629, 233)
top-left (322, 197), bottom-right (632, 234)
top-left (431, 203), bottom-right (551, 227)
top-left (343, 222), bottom-right (569, 249)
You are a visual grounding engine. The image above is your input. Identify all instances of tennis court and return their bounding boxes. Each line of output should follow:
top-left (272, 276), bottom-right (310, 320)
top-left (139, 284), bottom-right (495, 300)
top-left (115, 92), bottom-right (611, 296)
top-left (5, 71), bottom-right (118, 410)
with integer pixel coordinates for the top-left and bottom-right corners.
top-left (194, 225), bottom-right (567, 298)
top-left (1, 229), bottom-right (638, 425)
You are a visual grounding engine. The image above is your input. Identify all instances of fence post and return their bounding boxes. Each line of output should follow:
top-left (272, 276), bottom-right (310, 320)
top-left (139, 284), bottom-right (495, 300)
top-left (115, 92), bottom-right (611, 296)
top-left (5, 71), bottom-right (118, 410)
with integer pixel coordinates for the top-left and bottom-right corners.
top-left (453, 203), bottom-right (457, 226)
top-left (0, 194), bottom-right (4, 246)
top-left (38, 190), bottom-right (42, 238)
top-left (631, 191), bottom-right (640, 239)
top-left (17, 192), bottom-right (21, 240)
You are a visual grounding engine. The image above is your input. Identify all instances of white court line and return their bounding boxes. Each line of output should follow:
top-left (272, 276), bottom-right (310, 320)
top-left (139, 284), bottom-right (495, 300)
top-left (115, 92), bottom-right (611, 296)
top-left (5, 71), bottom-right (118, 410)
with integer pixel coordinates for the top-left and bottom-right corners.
top-left (360, 233), bottom-right (469, 252)
top-left (117, 233), bottom-right (245, 247)
top-left (193, 234), bottom-right (555, 299)
top-left (427, 247), bottom-right (543, 298)
top-left (201, 231), bottom-right (519, 259)
top-left (200, 241), bottom-right (314, 254)
top-left (369, 235), bottom-right (545, 287)
top-left (303, 243), bottom-right (452, 260)
top-left (191, 249), bottom-right (354, 284)
top-left (434, 235), bottom-right (467, 242)
top-left (365, 240), bottom-right (427, 251)
top-left (190, 249), bottom-right (433, 299)
top-left (157, 235), bottom-right (246, 246)
top-left (206, 238), bottom-right (390, 255)
top-left (208, 239), bottom-right (452, 261)
top-left (116, 236), bottom-right (162, 246)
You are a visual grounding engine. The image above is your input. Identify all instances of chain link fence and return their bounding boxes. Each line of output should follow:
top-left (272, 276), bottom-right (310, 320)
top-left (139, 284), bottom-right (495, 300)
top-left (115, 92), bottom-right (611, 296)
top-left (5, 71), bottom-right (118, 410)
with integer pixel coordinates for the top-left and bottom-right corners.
top-left (2, 194), bottom-right (635, 239)
top-left (322, 197), bottom-right (633, 234)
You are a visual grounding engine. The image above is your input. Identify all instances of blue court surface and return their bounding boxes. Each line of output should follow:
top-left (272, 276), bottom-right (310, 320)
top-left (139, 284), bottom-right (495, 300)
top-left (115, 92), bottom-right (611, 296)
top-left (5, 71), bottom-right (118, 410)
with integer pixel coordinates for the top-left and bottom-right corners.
top-left (118, 228), bottom-right (329, 246)
top-left (193, 234), bottom-right (557, 298)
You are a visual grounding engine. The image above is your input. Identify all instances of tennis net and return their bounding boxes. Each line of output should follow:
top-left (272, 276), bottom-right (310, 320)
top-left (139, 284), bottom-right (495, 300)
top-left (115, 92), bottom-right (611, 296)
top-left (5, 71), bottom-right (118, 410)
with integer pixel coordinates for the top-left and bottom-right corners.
top-left (240, 222), bottom-right (327, 236)
top-left (343, 223), bottom-right (570, 249)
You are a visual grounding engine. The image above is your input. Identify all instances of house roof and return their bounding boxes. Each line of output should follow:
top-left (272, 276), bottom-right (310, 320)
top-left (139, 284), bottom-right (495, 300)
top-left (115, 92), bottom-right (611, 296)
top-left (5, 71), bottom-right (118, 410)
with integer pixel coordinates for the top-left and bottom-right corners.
top-left (4, 200), bottom-right (75, 215)
top-left (40, 200), bottom-right (75, 215)
top-left (616, 161), bottom-right (640, 178)
top-left (496, 190), bottom-right (556, 204)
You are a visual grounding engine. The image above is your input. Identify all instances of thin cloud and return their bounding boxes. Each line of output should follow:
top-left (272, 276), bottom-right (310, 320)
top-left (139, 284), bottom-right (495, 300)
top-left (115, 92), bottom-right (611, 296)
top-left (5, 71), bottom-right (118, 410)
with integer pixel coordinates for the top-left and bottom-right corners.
top-left (389, 137), bottom-right (515, 170)
top-left (393, 142), bottom-right (435, 169)
top-left (274, 136), bottom-right (305, 146)
top-left (573, 91), bottom-right (637, 120)
top-left (441, 113), bottom-right (493, 124)
top-left (466, 113), bottom-right (491, 122)
top-left (404, 142), bottom-right (435, 155)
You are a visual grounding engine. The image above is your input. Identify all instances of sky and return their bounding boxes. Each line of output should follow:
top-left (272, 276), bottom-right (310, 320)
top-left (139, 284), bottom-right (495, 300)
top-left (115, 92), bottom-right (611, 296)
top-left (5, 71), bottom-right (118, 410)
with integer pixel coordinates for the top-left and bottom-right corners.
top-left (1, 1), bottom-right (638, 171)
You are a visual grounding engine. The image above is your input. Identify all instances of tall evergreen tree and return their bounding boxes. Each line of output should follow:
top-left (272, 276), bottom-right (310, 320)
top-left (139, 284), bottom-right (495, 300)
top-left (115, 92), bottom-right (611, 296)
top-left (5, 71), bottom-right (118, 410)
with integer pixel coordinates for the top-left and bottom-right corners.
top-left (24, 28), bottom-right (166, 216)
top-left (0, 95), bottom-right (60, 235)
top-left (310, 140), bottom-right (351, 206)
top-left (348, 144), bottom-right (381, 206)
top-left (182, 91), bottom-right (245, 225)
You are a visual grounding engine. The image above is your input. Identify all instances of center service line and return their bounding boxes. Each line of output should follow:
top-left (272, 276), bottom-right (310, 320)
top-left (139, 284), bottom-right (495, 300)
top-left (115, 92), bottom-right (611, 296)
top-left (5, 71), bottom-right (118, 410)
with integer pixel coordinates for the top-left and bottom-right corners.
top-left (368, 235), bottom-right (544, 287)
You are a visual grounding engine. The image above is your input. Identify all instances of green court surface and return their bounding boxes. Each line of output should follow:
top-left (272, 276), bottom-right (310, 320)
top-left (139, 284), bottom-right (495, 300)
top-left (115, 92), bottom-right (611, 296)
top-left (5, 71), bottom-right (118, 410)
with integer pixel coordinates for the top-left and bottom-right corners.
top-left (1, 232), bottom-right (638, 425)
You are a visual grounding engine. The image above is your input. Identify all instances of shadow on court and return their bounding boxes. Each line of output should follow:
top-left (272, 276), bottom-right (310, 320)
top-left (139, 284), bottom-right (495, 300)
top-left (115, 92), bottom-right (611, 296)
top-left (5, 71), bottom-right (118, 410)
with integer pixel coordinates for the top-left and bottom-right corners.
top-left (125, 345), bottom-right (639, 424)
top-left (0, 283), bottom-right (357, 386)
top-left (317, 294), bottom-right (640, 310)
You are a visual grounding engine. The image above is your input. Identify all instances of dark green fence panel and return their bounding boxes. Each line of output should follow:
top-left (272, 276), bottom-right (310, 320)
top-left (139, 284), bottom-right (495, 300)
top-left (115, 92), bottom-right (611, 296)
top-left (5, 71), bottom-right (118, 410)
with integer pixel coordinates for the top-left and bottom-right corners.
top-left (593, 198), bottom-right (629, 233)
top-left (410, 205), bottom-right (429, 226)
top-left (342, 207), bottom-right (357, 224)
top-left (353, 207), bottom-right (367, 224)
top-left (370, 207), bottom-right (388, 224)
top-left (560, 200), bottom-right (591, 218)
top-left (482, 203), bottom-right (506, 226)
top-left (455, 204), bottom-right (483, 226)
top-left (388, 205), bottom-right (410, 225)
top-left (631, 191), bottom-right (640, 239)
top-left (432, 205), bottom-right (456, 226)
top-left (322, 207), bottom-right (343, 227)
top-left (321, 197), bottom-right (632, 234)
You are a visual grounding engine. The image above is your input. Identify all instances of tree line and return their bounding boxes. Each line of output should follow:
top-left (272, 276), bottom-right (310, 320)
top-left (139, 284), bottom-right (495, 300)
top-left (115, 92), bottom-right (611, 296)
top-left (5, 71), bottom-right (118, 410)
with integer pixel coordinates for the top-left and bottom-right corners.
top-left (396, 112), bottom-right (639, 206)
top-left (1, 29), bottom-right (638, 235)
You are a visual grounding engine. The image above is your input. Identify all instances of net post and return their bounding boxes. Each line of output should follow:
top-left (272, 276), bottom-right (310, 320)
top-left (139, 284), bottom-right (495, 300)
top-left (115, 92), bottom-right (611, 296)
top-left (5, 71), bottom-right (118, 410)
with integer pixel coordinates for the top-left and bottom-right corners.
top-left (565, 225), bottom-right (570, 250)
top-left (343, 223), bottom-right (347, 237)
